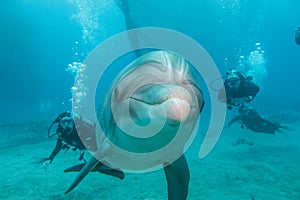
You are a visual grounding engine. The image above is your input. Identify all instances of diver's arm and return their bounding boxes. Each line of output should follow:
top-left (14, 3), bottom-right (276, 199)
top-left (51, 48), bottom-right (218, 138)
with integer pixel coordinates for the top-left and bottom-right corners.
top-left (47, 138), bottom-right (63, 163)
top-left (231, 83), bottom-right (259, 105)
top-left (247, 82), bottom-right (260, 100)
top-left (228, 115), bottom-right (241, 127)
top-left (37, 138), bottom-right (63, 165)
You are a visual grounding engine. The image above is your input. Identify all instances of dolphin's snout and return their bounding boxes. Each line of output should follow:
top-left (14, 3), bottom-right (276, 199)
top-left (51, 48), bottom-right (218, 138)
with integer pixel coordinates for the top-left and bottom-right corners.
top-left (159, 85), bottom-right (193, 123)
top-left (130, 83), bottom-right (193, 124)
top-left (161, 98), bottom-right (191, 123)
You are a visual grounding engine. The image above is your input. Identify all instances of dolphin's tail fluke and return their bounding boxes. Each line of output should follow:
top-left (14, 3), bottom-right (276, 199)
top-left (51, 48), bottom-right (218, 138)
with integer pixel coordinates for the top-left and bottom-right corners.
top-left (65, 156), bottom-right (99, 194)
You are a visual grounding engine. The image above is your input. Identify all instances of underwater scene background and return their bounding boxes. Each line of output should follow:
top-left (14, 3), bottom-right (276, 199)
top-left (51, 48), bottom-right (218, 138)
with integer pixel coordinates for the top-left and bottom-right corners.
top-left (0, 0), bottom-right (300, 199)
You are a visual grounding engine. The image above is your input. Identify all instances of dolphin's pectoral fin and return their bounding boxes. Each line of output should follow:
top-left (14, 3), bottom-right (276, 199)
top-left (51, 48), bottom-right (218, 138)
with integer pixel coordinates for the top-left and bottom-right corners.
top-left (65, 156), bottom-right (99, 194)
top-left (163, 155), bottom-right (190, 200)
top-left (64, 163), bottom-right (125, 179)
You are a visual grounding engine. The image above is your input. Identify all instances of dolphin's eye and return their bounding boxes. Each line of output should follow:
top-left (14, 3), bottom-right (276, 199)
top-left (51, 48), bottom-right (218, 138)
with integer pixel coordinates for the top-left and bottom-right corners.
top-left (180, 80), bottom-right (203, 110)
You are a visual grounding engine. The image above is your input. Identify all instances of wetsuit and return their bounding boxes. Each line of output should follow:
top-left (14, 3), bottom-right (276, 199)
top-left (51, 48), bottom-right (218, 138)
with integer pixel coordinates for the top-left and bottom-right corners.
top-left (47, 127), bottom-right (85, 163)
top-left (228, 108), bottom-right (286, 134)
top-left (41, 112), bottom-right (125, 179)
top-left (223, 75), bottom-right (259, 108)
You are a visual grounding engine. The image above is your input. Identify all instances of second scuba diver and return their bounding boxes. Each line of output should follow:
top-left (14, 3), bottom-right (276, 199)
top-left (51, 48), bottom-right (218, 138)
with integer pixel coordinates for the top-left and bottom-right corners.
top-left (36, 111), bottom-right (124, 179)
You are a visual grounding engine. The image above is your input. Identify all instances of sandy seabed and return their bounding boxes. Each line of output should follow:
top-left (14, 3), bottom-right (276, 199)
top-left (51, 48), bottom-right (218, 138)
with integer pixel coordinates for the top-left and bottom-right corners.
top-left (0, 118), bottom-right (299, 200)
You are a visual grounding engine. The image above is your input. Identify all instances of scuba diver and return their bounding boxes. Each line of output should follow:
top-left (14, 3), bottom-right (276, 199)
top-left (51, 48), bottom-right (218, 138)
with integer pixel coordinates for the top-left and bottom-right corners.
top-left (36, 111), bottom-right (124, 179)
top-left (228, 107), bottom-right (288, 134)
top-left (38, 111), bottom-right (92, 164)
top-left (295, 26), bottom-right (300, 45)
top-left (218, 68), bottom-right (260, 110)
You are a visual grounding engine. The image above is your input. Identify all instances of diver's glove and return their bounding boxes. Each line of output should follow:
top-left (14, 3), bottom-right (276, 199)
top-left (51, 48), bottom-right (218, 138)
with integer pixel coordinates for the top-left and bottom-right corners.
top-left (43, 159), bottom-right (52, 167)
top-left (33, 157), bottom-right (53, 167)
top-left (35, 157), bottom-right (53, 166)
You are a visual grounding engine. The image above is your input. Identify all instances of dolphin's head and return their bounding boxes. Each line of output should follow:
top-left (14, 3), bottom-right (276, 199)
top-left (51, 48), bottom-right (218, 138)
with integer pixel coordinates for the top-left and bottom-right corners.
top-left (114, 51), bottom-right (203, 120)
top-left (105, 50), bottom-right (204, 154)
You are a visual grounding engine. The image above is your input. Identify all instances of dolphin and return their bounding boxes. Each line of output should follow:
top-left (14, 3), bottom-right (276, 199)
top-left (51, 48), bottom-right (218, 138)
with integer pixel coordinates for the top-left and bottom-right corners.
top-left (65, 50), bottom-right (204, 200)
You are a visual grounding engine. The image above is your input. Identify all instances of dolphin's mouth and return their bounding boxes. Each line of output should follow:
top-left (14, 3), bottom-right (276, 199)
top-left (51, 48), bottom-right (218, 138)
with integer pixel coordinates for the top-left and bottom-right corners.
top-left (127, 84), bottom-right (196, 123)
top-left (130, 84), bottom-right (193, 105)
top-left (129, 96), bottom-right (156, 105)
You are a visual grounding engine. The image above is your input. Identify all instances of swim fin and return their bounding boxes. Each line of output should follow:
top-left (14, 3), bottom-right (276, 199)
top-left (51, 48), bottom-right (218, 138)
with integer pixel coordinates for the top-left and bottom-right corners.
top-left (64, 162), bottom-right (125, 180)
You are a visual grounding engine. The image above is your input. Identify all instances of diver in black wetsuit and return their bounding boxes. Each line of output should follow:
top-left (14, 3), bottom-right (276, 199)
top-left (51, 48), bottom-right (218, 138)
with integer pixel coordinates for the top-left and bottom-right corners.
top-left (218, 69), bottom-right (260, 110)
top-left (228, 107), bottom-right (288, 134)
top-left (39, 112), bottom-right (85, 164)
top-left (37, 111), bottom-right (124, 179)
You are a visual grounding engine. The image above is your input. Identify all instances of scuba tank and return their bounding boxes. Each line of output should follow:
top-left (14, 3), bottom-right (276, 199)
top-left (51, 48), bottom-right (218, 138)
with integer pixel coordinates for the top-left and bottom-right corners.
top-left (48, 111), bottom-right (72, 138)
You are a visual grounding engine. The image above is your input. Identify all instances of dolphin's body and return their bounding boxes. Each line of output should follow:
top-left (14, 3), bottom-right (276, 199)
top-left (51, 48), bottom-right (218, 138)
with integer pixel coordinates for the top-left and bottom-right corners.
top-left (66, 50), bottom-right (204, 200)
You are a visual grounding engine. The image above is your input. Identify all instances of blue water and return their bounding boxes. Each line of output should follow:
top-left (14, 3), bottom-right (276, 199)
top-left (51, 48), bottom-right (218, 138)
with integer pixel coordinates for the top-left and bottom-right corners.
top-left (1, 0), bottom-right (299, 122)
top-left (0, 0), bottom-right (299, 199)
